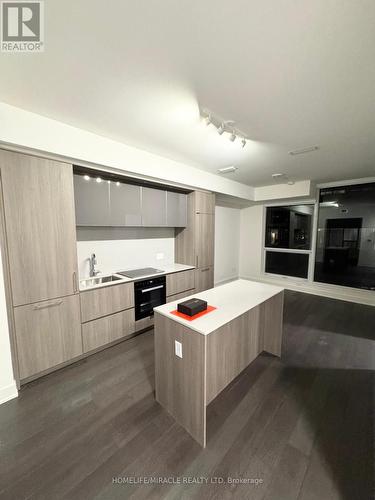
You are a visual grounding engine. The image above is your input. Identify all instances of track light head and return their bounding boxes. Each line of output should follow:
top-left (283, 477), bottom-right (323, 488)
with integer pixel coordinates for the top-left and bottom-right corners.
top-left (229, 131), bottom-right (236, 142)
top-left (241, 138), bottom-right (246, 148)
top-left (217, 123), bottom-right (225, 135)
top-left (204, 114), bottom-right (212, 126)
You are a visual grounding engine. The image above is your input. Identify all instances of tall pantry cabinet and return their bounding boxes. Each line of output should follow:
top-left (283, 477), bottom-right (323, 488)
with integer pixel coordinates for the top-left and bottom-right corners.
top-left (0, 150), bottom-right (82, 382)
top-left (175, 191), bottom-right (215, 292)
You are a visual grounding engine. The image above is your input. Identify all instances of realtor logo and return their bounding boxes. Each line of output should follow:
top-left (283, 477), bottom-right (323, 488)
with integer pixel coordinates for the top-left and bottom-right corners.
top-left (1, 1), bottom-right (44, 52)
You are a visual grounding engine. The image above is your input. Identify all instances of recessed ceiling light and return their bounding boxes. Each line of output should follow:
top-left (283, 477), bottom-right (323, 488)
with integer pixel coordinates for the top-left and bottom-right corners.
top-left (289, 146), bottom-right (319, 156)
top-left (96, 177), bottom-right (102, 183)
top-left (116, 181), bottom-right (120, 186)
top-left (83, 175), bottom-right (90, 181)
top-left (218, 166), bottom-right (238, 174)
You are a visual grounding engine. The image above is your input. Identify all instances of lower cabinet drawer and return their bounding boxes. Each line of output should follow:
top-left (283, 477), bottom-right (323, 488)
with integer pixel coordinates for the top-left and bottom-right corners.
top-left (82, 308), bottom-right (135, 352)
top-left (14, 295), bottom-right (82, 380)
top-left (166, 289), bottom-right (195, 303)
top-left (166, 269), bottom-right (195, 296)
top-left (195, 266), bottom-right (214, 293)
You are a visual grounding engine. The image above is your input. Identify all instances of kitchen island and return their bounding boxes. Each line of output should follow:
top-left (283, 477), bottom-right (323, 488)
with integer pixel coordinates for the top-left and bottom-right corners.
top-left (154, 279), bottom-right (284, 447)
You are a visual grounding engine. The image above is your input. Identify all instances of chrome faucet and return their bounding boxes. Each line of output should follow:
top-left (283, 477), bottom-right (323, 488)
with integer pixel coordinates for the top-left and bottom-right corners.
top-left (89, 253), bottom-right (100, 277)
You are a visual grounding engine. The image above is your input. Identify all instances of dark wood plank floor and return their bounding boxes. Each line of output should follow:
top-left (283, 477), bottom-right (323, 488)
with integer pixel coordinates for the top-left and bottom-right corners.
top-left (0, 291), bottom-right (374, 500)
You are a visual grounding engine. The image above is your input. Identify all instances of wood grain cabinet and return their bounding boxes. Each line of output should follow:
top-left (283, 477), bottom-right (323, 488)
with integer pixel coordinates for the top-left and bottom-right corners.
top-left (82, 308), bottom-right (135, 352)
top-left (166, 269), bottom-right (195, 297)
top-left (195, 266), bottom-right (214, 293)
top-left (80, 282), bottom-right (134, 322)
top-left (14, 295), bottom-right (82, 380)
top-left (0, 151), bottom-right (79, 306)
top-left (195, 191), bottom-right (215, 214)
top-left (175, 191), bottom-right (215, 292)
top-left (195, 213), bottom-right (215, 268)
top-left (166, 289), bottom-right (195, 303)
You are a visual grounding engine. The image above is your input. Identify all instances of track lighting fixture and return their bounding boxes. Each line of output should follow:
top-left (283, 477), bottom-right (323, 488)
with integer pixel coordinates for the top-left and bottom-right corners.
top-left (199, 109), bottom-right (247, 147)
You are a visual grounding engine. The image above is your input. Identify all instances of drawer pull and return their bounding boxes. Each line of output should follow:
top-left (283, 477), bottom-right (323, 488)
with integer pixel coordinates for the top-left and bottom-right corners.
top-left (73, 271), bottom-right (77, 293)
top-left (201, 268), bottom-right (210, 272)
top-left (34, 300), bottom-right (63, 310)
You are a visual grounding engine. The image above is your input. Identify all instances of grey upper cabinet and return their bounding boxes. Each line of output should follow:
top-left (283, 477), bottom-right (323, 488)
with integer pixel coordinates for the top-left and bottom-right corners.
top-left (110, 182), bottom-right (142, 226)
top-left (74, 173), bottom-right (186, 227)
top-left (0, 151), bottom-right (79, 306)
top-left (166, 191), bottom-right (187, 227)
top-left (74, 174), bottom-right (110, 226)
top-left (141, 187), bottom-right (167, 226)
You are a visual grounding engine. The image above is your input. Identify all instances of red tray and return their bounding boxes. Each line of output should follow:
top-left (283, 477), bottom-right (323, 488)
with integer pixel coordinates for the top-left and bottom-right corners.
top-left (170, 305), bottom-right (217, 321)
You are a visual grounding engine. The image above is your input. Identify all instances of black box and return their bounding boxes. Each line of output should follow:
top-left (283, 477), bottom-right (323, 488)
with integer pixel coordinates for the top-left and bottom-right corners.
top-left (177, 298), bottom-right (207, 316)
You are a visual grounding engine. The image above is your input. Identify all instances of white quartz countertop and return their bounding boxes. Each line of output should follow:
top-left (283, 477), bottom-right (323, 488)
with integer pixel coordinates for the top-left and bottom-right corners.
top-left (154, 279), bottom-right (284, 335)
top-left (79, 263), bottom-right (195, 291)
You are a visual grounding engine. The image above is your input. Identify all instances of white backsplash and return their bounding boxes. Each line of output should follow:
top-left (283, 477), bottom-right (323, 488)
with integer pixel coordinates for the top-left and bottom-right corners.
top-left (76, 228), bottom-right (175, 278)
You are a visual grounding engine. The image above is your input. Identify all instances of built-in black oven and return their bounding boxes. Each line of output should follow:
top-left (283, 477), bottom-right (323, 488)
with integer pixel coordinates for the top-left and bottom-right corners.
top-left (134, 275), bottom-right (166, 321)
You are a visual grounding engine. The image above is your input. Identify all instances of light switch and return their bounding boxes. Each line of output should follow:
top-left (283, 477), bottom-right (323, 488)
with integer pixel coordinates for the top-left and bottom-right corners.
top-left (175, 340), bottom-right (182, 358)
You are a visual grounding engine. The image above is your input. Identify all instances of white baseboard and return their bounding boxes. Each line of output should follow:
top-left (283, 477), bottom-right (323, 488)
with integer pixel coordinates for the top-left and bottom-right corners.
top-left (240, 274), bottom-right (375, 306)
top-left (0, 381), bottom-right (18, 405)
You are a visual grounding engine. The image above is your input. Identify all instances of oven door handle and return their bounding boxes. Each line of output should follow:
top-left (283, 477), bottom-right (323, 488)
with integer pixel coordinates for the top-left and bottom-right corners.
top-left (141, 285), bottom-right (164, 293)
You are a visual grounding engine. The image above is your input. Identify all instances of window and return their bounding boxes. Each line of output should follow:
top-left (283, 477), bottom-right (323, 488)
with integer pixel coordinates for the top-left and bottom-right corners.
top-left (264, 204), bottom-right (314, 279)
top-left (314, 183), bottom-right (375, 290)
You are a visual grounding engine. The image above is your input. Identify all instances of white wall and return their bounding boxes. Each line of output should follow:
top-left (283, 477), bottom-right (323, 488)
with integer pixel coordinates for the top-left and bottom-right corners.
top-left (239, 205), bottom-right (264, 280)
top-left (214, 206), bottom-right (241, 284)
top-left (76, 228), bottom-right (175, 277)
top-left (0, 249), bottom-right (17, 404)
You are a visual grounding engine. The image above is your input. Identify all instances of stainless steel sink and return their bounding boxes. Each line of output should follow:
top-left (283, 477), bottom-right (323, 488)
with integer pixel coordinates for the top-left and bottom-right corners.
top-left (79, 275), bottom-right (123, 289)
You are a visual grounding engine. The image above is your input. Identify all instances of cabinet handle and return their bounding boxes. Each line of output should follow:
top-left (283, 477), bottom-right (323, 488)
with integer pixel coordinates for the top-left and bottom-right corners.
top-left (196, 255), bottom-right (199, 268)
top-left (34, 300), bottom-right (63, 310)
top-left (201, 267), bottom-right (210, 272)
top-left (73, 271), bottom-right (78, 293)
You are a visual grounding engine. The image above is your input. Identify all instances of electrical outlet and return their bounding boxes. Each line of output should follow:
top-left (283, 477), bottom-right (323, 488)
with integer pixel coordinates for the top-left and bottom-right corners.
top-left (156, 253), bottom-right (164, 260)
top-left (175, 340), bottom-right (182, 358)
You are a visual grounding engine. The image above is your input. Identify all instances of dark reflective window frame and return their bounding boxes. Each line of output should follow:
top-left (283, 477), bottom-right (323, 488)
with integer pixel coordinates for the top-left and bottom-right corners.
top-left (314, 183), bottom-right (375, 291)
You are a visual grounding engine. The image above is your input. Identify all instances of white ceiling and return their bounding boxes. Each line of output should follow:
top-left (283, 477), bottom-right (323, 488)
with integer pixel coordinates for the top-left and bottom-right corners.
top-left (1, 0), bottom-right (375, 187)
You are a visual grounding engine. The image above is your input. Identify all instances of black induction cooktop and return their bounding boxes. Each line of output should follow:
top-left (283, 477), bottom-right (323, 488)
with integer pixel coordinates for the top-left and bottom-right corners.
top-left (117, 267), bottom-right (164, 279)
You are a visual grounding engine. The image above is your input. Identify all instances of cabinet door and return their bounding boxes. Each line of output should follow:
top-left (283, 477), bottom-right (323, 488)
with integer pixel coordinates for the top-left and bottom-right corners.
top-left (14, 295), bottom-right (82, 379)
top-left (80, 282), bottom-right (134, 322)
top-left (195, 191), bottom-right (215, 214)
top-left (166, 192), bottom-right (187, 227)
top-left (195, 266), bottom-right (214, 293)
top-left (141, 187), bottom-right (166, 226)
top-left (195, 213), bottom-right (215, 268)
top-left (166, 269), bottom-right (195, 296)
top-left (110, 182), bottom-right (142, 226)
top-left (166, 289), bottom-right (195, 303)
top-left (82, 308), bottom-right (135, 352)
top-left (0, 151), bottom-right (79, 306)
top-left (73, 174), bottom-right (110, 226)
